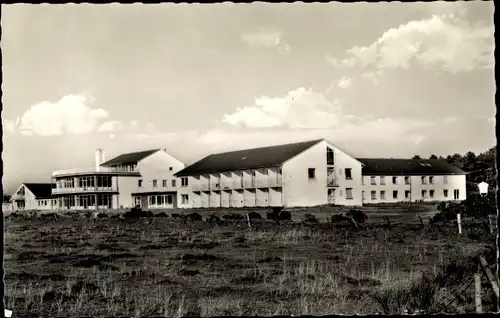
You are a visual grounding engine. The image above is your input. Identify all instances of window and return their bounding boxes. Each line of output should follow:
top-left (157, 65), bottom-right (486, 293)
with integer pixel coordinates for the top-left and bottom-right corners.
top-left (181, 177), bottom-right (188, 187)
top-left (380, 176), bottom-right (386, 185)
top-left (405, 191), bottom-right (411, 199)
top-left (453, 189), bottom-right (459, 200)
top-left (166, 195), bottom-right (173, 205)
top-left (380, 191), bottom-right (386, 200)
top-left (162, 180), bottom-right (167, 187)
top-left (443, 176), bottom-right (448, 184)
top-left (361, 177), bottom-right (365, 185)
top-left (393, 191), bottom-right (398, 199)
top-left (430, 190), bottom-right (435, 198)
top-left (421, 176), bottom-right (427, 184)
top-left (327, 147), bottom-right (334, 165)
top-left (370, 176), bottom-right (376, 185)
top-left (444, 189), bottom-right (448, 198)
top-left (149, 195), bottom-right (156, 205)
top-left (308, 168), bottom-right (316, 179)
top-left (138, 180), bottom-right (143, 187)
top-left (153, 180), bottom-right (158, 188)
top-left (345, 168), bottom-right (352, 180)
top-left (429, 176), bottom-right (434, 184)
top-left (392, 177), bottom-right (397, 184)
top-left (157, 195), bottom-right (164, 205)
top-left (181, 194), bottom-right (189, 204)
top-left (362, 191), bottom-right (365, 200)
top-left (346, 188), bottom-right (353, 199)
top-left (422, 190), bottom-right (427, 198)
top-left (404, 176), bottom-right (410, 185)
top-left (172, 180), bottom-right (177, 187)
top-left (371, 191), bottom-right (376, 200)
top-left (169, 167), bottom-right (173, 171)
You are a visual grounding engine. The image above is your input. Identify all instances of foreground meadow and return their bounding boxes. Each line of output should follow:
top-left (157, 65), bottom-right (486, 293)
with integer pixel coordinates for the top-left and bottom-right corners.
top-left (4, 213), bottom-right (497, 316)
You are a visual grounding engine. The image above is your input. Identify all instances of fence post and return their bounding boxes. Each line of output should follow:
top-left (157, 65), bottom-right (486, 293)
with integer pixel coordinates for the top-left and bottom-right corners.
top-left (385, 216), bottom-right (391, 230)
top-left (488, 214), bottom-right (494, 234)
top-left (419, 216), bottom-right (424, 229)
top-left (247, 213), bottom-right (251, 228)
top-left (475, 269), bottom-right (483, 314)
top-left (457, 213), bottom-right (462, 235)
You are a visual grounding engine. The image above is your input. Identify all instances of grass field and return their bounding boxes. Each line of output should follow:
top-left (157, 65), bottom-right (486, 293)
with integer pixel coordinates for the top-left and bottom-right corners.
top-left (4, 209), bottom-right (497, 316)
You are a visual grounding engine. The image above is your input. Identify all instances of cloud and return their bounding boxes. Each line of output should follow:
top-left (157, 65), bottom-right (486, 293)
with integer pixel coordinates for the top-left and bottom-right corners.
top-left (130, 120), bottom-right (138, 127)
top-left (18, 94), bottom-right (111, 136)
top-left (242, 29), bottom-right (291, 54)
top-left (98, 120), bottom-right (124, 132)
top-left (337, 77), bottom-right (352, 89)
top-left (220, 87), bottom-right (435, 146)
top-left (328, 11), bottom-right (494, 75)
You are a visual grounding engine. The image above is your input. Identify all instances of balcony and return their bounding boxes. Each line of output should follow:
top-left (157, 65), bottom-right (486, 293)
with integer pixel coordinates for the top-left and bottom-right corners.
top-left (269, 179), bottom-right (283, 187)
top-left (52, 166), bottom-right (140, 178)
top-left (256, 179), bottom-right (270, 188)
top-left (243, 180), bottom-right (256, 189)
top-left (232, 181), bottom-right (243, 189)
top-left (210, 182), bottom-right (221, 190)
top-left (52, 186), bottom-right (117, 195)
top-left (11, 194), bottom-right (25, 200)
top-left (327, 178), bottom-right (339, 187)
top-left (192, 185), bottom-right (202, 192)
top-left (220, 182), bottom-right (233, 190)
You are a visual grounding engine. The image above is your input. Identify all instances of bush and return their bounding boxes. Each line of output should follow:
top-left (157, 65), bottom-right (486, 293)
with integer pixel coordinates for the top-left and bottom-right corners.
top-left (155, 212), bottom-right (168, 218)
top-left (431, 202), bottom-right (465, 223)
top-left (266, 209), bottom-right (291, 222)
top-left (347, 209), bottom-right (368, 224)
top-left (206, 215), bottom-right (222, 224)
top-left (331, 214), bottom-right (350, 223)
top-left (184, 213), bottom-right (202, 222)
top-left (301, 213), bottom-right (318, 223)
top-left (123, 208), bottom-right (152, 218)
top-left (222, 214), bottom-right (244, 221)
top-left (248, 212), bottom-right (262, 220)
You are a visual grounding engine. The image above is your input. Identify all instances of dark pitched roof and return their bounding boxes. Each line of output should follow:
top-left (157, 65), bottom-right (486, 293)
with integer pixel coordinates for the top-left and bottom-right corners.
top-left (357, 158), bottom-right (467, 176)
top-left (24, 183), bottom-right (56, 199)
top-left (101, 149), bottom-right (160, 166)
top-left (175, 139), bottom-right (324, 176)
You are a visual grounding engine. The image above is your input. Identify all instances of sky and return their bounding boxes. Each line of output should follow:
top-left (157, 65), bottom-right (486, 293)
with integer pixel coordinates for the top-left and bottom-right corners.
top-left (1, 2), bottom-right (496, 193)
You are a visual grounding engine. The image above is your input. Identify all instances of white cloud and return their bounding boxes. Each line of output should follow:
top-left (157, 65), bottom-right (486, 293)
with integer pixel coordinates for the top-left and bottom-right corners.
top-left (18, 94), bottom-right (111, 136)
top-left (130, 120), bottom-right (138, 127)
top-left (328, 11), bottom-right (494, 75)
top-left (98, 120), bottom-right (124, 132)
top-left (337, 77), bottom-right (352, 89)
top-left (220, 88), bottom-right (433, 145)
top-left (242, 29), bottom-right (291, 54)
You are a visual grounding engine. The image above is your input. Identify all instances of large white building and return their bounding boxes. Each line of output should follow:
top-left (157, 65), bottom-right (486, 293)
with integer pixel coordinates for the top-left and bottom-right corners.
top-left (51, 148), bottom-right (185, 211)
top-left (175, 139), bottom-right (365, 208)
top-left (357, 158), bottom-right (467, 204)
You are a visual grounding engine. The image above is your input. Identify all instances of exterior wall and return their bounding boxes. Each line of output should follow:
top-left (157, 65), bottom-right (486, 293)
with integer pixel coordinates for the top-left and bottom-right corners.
top-left (282, 140), bottom-right (363, 207)
top-left (36, 198), bottom-right (58, 210)
top-left (11, 185), bottom-right (39, 211)
top-left (269, 188), bottom-right (282, 206)
top-left (361, 174), bottom-right (467, 203)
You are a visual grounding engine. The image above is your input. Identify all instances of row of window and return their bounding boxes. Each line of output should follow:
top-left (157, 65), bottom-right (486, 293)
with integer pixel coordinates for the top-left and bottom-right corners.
top-left (365, 175), bottom-right (448, 185)
top-left (362, 189), bottom-right (460, 200)
top-left (310, 168), bottom-right (353, 180)
top-left (38, 199), bottom-right (57, 206)
top-left (138, 179), bottom-right (177, 188)
top-left (59, 194), bottom-right (113, 207)
top-left (56, 176), bottom-right (113, 189)
top-left (148, 194), bottom-right (174, 206)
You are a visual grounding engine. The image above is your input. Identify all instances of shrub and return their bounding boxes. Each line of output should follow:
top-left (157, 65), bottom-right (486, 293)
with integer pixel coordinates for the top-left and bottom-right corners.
top-left (431, 202), bottom-right (465, 223)
top-left (331, 214), bottom-right (350, 223)
top-left (184, 213), bottom-right (202, 222)
top-left (206, 215), bottom-right (222, 224)
top-left (248, 212), bottom-right (262, 220)
top-left (301, 213), bottom-right (318, 223)
top-left (347, 209), bottom-right (368, 224)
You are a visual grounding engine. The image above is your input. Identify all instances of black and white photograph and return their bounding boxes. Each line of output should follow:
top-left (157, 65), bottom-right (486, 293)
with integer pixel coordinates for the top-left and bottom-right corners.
top-left (1, 1), bottom-right (497, 317)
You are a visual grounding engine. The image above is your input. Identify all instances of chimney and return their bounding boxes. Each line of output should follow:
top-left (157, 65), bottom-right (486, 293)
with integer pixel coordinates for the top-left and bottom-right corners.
top-left (95, 149), bottom-right (105, 172)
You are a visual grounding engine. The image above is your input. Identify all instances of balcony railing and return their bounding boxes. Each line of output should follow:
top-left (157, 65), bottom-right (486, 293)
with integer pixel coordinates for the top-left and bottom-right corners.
top-left (220, 182), bottom-right (233, 190)
top-left (232, 181), bottom-right (243, 189)
top-left (200, 183), bottom-right (210, 191)
top-left (269, 178), bottom-right (283, 187)
top-left (52, 187), bottom-right (116, 194)
top-left (10, 194), bottom-right (25, 200)
top-left (192, 185), bottom-right (202, 192)
top-left (52, 166), bottom-right (140, 177)
top-left (243, 180), bottom-right (256, 189)
top-left (210, 183), bottom-right (221, 190)
top-left (327, 176), bottom-right (339, 187)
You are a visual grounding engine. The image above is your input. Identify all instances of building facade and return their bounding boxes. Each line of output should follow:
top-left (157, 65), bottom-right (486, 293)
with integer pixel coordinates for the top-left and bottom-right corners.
top-left (51, 148), bottom-right (185, 211)
top-left (175, 139), bottom-right (364, 208)
top-left (10, 183), bottom-right (56, 211)
top-left (358, 158), bottom-right (467, 204)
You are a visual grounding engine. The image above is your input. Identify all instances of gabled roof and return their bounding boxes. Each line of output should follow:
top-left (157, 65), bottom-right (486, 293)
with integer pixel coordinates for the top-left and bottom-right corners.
top-left (175, 139), bottom-right (324, 176)
top-left (101, 149), bottom-right (160, 166)
top-left (357, 158), bottom-right (467, 176)
top-left (23, 183), bottom-right (56, 199)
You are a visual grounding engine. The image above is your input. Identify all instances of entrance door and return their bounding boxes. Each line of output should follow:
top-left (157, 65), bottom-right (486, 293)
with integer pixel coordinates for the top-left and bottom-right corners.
top-left (327, 189), bottom-right (335, 204)
top-left (134, 197), bottom-right (142, 208)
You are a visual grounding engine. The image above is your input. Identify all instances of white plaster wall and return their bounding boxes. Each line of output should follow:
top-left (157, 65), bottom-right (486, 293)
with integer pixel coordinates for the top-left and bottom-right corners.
top-left (282, 140), bottom-right (363, 207)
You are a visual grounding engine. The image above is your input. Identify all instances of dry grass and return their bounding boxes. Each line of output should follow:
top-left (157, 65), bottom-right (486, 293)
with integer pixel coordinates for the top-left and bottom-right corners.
top-left (4, 213), bottom-right (495, 316)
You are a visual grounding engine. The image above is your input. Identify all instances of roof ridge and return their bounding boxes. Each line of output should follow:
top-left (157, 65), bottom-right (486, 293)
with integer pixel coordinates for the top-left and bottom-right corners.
top-left (205, 139), bottom-right (323, 156)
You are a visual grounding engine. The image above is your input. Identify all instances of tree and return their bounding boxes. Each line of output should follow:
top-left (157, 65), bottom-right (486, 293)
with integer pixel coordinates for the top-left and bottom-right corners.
top-left (429, 154), bottom-right (438, 159)
top-left (3, 194), bottom-right (11, 203)
top-left (412, 155), bottom-right (421, 159)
